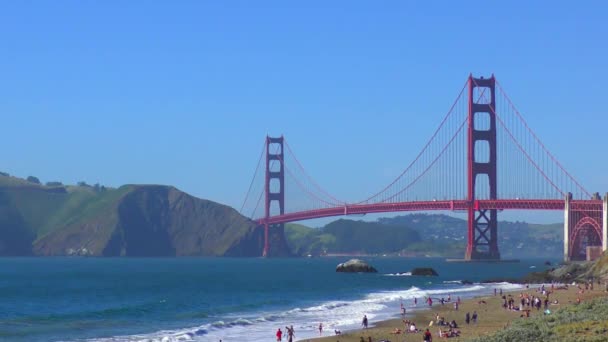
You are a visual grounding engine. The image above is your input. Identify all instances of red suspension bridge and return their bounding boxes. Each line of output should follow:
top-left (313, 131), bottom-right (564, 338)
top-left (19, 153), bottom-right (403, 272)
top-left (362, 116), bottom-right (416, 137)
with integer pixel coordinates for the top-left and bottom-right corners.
top-left (240, 75), bottom-right (607, 261)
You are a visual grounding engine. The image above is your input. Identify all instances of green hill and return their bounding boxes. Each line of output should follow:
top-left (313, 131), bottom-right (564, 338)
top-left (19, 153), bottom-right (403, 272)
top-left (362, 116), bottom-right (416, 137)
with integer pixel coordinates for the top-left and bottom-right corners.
top-left (0, 174), bottom-right (289, 257)
top-left (285, 214), bottom-right (564, 258)
top-left (286, 219), bottom-right (421, 256)
top-left (380, 213), bottom-right (564, 258)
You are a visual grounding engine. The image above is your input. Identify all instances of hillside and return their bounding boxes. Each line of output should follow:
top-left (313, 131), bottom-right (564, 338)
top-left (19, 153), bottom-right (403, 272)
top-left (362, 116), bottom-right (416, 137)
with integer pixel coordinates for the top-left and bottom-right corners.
top-left (285, 213), bottom-right (564, 258)
top-left (0, 174), bottom-right (290, 257)
top-left (380, 213), bottom-right (564, 258)
top-left (285, 219), bottom-right (421, 256)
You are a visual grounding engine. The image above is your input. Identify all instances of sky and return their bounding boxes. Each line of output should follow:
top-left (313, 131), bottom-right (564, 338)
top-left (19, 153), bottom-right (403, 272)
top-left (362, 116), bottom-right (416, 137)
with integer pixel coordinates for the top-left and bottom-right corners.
top-left (1, 1), bottom-right (607, 224)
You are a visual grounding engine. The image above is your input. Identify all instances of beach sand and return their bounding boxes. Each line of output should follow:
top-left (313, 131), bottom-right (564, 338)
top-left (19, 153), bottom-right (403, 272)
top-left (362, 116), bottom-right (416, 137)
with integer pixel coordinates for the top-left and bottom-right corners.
top-left (300, 283), bottom-right (608, 342)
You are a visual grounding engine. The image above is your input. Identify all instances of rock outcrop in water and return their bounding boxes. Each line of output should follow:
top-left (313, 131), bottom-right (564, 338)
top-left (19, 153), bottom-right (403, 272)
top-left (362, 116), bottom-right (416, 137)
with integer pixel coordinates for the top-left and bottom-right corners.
top-left (336, 259), bottom-right (378, 273)
top-left (0, 178), bottom-right (291, 257)
top-left (411, 267), bottom-right (439, 276)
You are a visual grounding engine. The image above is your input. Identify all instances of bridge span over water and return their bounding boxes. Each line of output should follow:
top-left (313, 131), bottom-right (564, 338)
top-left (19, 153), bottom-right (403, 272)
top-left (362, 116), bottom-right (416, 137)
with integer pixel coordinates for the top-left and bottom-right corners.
top-left (241, 75), bottom-right (607, 261)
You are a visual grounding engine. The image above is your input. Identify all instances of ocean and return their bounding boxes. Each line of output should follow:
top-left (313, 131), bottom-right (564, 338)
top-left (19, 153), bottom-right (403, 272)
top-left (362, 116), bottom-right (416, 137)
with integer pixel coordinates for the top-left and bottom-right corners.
top-left (0, 257), bottom-right (554, 342)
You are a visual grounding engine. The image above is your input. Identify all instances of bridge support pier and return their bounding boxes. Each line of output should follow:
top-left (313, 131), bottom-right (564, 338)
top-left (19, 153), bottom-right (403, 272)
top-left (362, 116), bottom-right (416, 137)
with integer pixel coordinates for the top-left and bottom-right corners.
top-left (563, 193), bottom-right (572, 262)
top-left (603, 193), bottom-right (608, 252)
top-left (564, 192), bottom-right (604, 261)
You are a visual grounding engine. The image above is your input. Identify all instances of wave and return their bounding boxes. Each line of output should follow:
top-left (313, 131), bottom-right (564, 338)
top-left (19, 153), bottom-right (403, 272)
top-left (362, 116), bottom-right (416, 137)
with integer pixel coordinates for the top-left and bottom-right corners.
top-left (384, 272), bottom-right (412, 276)
top-left (443, 280), bottom-right (463, 284)
top-left (84, 282), bottom-right (524, 342)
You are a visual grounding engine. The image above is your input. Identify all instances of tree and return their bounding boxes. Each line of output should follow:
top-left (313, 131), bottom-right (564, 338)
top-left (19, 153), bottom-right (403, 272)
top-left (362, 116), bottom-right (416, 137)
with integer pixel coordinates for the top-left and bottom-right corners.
top-left (26, 176), bottom-right (40, 184)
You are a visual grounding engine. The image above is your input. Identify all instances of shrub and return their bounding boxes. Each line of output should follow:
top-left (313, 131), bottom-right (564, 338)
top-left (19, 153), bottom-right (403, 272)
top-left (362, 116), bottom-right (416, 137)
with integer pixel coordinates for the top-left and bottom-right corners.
top-left (26, 176), bottom-right (41, 184)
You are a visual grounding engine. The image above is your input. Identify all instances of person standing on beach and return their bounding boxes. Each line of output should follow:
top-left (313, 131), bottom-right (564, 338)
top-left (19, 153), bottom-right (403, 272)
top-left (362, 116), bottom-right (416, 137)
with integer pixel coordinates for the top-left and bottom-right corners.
top-left (276, 328), bottom-right (283, 341)
top-left (318, 323), bottom-right (323, 335)
top-left (362, 315), bottom-right (368, 329)
top-left (472, 311), bottom-right (478, 324)
top-left (465, 312), bottom-right (470, 324)
top-left (285, 326), bottom-right (295, 342)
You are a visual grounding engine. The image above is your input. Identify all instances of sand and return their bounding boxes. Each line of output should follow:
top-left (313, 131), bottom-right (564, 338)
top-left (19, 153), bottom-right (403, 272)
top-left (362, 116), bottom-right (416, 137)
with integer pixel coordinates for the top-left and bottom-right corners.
top-left (299, 283), bottom-right (608, 342)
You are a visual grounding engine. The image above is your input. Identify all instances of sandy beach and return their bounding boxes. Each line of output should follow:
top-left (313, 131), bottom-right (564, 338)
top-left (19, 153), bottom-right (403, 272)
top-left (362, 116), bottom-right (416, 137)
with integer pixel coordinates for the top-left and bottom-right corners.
top-left (300, 282), bottom-right (607, 342)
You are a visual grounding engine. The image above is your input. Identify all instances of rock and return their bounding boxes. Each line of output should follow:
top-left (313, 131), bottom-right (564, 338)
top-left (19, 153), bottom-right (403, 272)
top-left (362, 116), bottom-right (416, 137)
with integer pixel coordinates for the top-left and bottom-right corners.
top-left (336, 259), bottom-right (377, 273)
top-left (411, 267), bottom-right (439, 276)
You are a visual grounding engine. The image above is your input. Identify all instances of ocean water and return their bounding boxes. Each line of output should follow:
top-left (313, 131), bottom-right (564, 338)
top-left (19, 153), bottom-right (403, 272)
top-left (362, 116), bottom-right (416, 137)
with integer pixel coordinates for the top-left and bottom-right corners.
top-left (0, 257), bottom-right (555, 342)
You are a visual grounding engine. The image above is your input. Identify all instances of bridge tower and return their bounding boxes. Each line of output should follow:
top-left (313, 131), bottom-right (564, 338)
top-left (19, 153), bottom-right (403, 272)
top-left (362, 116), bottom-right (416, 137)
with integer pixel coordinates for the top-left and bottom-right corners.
top-left (465, 75), bottom-right (500, 260)
top-left (263, 136), bottom-right (285, 257)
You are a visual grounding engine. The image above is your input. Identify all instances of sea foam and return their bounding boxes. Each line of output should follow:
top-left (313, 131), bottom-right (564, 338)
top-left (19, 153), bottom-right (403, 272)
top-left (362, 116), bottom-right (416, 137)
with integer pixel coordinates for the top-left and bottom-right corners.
top-left (83, 282), bottom-right (522, 342)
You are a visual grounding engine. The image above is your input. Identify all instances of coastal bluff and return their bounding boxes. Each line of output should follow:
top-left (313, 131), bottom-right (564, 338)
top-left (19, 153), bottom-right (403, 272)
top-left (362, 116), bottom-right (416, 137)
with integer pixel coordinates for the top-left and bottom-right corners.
top-left (0, 180), bottom-right (290, 257)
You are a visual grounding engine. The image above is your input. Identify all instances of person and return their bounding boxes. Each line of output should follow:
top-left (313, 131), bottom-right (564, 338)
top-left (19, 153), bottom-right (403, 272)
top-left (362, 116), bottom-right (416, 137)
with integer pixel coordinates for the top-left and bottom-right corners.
top-left (472, 311), bottom-right (478, 324)
top-left (409, 322), bottom-right (418, 333)
top-left (318, 323), bottom-right (323, 335)
top-left (276, 328), bottom-right (283, 341)
top-left (362, 315), bottom-right (368, 329)
top-left (285, 325), bottom-right (295, 342)
top-left (465, 312), bottom-right (470, 325)
top-left (423, 328), bottom-right (433, 341)
top-left (414, 297), bottom-right (418, 306)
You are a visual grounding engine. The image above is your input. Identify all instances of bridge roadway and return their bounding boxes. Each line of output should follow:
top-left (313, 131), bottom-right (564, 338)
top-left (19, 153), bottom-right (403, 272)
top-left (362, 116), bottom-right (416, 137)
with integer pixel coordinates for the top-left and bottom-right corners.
top-left (258, 199), bottom-right (603, 225)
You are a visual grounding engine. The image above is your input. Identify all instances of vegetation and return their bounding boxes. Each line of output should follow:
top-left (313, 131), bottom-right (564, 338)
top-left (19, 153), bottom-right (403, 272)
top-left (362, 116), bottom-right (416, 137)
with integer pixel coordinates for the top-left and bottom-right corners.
top-left (0, 173), bottom-right (280, 257)
top-left (380, 214), bottom-right (564, 258)
top-left (286, 219), bottom-right (420, 256)
top-left (470, 296), bottom-right (608, 342)
top-left (26, 176), bottom-right (41, 184)
top-left (286, 214), bottom-right (564, 258)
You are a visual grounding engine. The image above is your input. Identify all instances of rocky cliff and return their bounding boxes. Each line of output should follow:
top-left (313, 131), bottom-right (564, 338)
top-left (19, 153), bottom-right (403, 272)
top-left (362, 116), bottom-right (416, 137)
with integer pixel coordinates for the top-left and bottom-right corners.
top-left (0, 179), bottom-right (290, 257)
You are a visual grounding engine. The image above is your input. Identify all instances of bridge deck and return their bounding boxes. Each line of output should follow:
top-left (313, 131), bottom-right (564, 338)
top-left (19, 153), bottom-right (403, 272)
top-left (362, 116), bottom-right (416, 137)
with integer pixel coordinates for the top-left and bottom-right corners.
top-left (258, 199), bottom-right (603, 225)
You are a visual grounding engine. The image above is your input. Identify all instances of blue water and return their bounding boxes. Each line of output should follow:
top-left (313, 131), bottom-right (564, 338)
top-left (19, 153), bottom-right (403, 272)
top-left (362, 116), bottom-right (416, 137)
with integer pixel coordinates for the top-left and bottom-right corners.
top-left (0, 257), bottom-right (556, 341)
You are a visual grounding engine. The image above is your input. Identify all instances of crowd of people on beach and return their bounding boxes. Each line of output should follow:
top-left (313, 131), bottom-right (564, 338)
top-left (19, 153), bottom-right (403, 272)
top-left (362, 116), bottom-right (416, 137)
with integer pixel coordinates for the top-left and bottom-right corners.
top-left (274, 315), bottom-right (368, 341)
top-left (270, 279), bottom-right (608, 341)
top-left (389, 296), bottom-right (463, 340)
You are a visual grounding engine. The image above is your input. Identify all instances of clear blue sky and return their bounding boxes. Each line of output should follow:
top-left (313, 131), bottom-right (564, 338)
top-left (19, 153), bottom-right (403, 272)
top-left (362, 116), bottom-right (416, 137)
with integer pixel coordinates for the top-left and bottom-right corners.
top-left (1, 1), bottom-right (607, 223)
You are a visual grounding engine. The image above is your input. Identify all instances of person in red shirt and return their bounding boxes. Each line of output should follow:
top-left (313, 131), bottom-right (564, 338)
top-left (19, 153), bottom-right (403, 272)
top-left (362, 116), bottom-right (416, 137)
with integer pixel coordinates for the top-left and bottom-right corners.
top-left (276, 328), bottom-right (283, 341)
top-left (423, 328), bottom-right (432, 341)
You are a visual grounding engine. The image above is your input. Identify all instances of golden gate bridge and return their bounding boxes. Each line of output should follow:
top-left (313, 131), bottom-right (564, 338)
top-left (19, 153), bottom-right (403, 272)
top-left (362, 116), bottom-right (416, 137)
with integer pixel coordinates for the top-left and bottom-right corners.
top-left (240, 75), bottom-right (606, 261)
